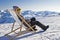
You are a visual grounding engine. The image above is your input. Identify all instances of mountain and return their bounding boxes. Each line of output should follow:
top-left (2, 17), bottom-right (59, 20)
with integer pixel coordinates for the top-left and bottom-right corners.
top-left (0, 10), bottom-right (15, 24)
top-left (22, 10), bottom-right (60, 17)
top-left (0, 10), bottom-right (60, 24)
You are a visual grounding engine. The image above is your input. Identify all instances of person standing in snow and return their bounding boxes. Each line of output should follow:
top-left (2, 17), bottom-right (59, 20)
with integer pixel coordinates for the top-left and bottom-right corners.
top-left (13, 6), bottom-right (49, 31)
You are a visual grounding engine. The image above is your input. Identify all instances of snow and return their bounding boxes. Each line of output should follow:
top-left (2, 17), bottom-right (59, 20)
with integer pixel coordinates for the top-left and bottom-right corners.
top-left (0, 16), bottom-right (60, 40)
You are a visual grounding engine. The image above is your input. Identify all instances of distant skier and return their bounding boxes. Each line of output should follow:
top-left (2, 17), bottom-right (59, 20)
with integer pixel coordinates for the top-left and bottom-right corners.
top-left (13, 6), bottom-right (49, 31)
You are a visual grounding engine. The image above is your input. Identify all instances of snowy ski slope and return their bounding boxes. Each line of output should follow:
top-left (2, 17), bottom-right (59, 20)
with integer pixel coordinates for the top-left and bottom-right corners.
top-left (0, 16), bottom-right (60, 40)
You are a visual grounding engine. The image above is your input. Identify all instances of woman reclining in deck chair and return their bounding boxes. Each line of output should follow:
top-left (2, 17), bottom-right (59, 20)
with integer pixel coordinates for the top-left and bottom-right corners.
top-left (13, 6), bottom-right (49, 31)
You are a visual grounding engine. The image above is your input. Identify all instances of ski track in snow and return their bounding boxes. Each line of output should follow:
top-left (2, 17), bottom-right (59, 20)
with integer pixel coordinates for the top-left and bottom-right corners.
top-left (0, 16), bottom-right (60, 40)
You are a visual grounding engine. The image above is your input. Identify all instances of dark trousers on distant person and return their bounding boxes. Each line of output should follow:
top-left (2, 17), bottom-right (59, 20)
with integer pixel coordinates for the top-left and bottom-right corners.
top-left (27, 17), bottom-right (49, 31)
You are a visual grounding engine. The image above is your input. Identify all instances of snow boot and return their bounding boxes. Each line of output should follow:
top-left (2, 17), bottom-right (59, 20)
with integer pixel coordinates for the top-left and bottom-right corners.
top-left (43, 25), bottom-right (49, 31)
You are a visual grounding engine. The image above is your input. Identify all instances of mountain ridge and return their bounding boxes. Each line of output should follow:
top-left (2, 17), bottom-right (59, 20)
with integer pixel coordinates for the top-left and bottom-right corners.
top-left (0, 10), bottom-right (60, 23)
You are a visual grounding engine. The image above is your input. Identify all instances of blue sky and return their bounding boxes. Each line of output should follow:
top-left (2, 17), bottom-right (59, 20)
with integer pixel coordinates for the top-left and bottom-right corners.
top-left (0, 0), bottom-right (60, 12)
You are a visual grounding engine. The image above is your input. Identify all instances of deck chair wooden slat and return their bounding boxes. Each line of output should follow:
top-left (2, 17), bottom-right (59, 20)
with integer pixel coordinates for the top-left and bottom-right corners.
top-left (16, 12), bottom-right (35, 31)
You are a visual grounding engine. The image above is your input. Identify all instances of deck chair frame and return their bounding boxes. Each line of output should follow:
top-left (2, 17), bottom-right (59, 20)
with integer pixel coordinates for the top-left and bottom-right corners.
top-left (5, 9), bottom-right (35, 40)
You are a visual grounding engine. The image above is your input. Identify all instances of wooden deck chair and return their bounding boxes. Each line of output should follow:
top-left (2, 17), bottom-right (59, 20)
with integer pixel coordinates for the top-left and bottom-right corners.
top-left (4, 9), bottom-right (35, 40)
